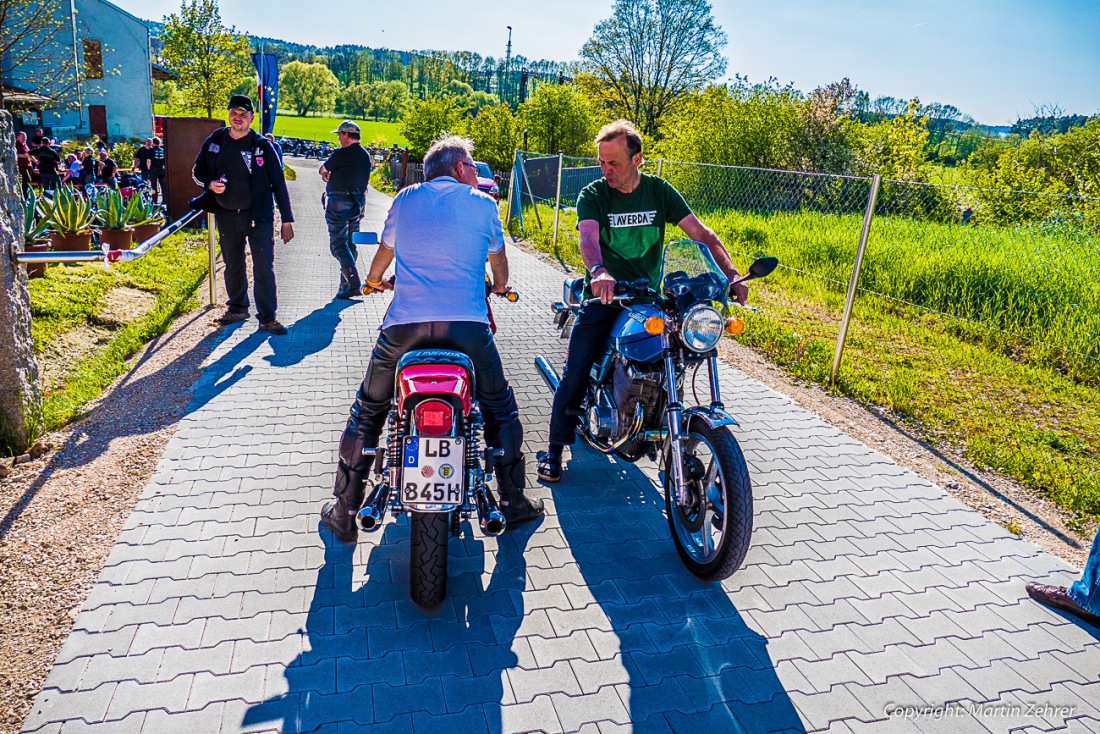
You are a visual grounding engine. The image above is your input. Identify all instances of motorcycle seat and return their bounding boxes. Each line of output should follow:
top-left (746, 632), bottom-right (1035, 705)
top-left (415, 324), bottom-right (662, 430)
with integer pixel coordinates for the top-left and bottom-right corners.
top-left (398, 349), bottom-right (475, 385)
top-left (564, 277), bottom-right (584, 308)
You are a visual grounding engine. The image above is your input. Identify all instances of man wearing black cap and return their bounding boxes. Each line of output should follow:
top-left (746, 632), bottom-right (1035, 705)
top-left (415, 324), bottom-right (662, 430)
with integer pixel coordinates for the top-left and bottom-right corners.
top-left (319, 120), bottom-right (373, 299)
top-left (192, 95), bottom-right (295, 335)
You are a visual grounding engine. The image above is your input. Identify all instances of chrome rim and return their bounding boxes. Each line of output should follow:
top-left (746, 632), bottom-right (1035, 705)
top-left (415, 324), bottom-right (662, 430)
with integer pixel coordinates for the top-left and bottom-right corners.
top-left (670, 433), bottom-right (727, 565)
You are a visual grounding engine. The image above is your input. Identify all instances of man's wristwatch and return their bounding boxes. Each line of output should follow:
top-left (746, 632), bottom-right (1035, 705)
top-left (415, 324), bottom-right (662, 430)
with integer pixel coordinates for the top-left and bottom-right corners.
top-left (589, 263), bottom-right (607, 276)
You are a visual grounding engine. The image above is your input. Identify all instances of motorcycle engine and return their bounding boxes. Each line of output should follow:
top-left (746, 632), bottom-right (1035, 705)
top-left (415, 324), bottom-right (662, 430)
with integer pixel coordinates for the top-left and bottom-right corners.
top-left (587, 357), bottom-right (664, 442)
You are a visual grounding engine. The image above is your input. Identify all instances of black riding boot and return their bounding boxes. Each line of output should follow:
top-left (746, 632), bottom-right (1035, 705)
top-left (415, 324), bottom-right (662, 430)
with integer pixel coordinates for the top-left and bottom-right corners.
top-left (494, 450), bottom-right (544, 530)
top-left (321, 425), bottom-right (376, 544)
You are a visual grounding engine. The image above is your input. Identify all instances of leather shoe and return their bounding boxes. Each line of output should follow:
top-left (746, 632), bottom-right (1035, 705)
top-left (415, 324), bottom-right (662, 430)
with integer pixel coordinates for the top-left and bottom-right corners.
top-left (1026, 582), bottom-right (1100, 628)
top-left (259, 320), bottom-right (288, 335)
top-left (214, 309), bottom-right (248, 324)
top-left (536, 451), bottom-right (561, 483)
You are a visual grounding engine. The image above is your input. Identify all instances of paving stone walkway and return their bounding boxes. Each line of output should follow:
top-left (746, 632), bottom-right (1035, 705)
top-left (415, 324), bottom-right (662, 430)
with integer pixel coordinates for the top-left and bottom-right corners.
top-left (21, 159), bottom-right (1100, 734)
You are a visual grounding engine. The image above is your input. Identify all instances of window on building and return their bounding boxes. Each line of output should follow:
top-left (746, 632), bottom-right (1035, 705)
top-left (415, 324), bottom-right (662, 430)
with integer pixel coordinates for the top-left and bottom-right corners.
top-left (83, 39), bottom-right (103, 80)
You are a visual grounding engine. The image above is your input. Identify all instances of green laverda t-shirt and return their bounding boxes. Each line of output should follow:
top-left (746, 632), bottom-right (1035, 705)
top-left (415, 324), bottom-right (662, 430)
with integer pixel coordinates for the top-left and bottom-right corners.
top-left (576, 173), bottom-right (692, 292)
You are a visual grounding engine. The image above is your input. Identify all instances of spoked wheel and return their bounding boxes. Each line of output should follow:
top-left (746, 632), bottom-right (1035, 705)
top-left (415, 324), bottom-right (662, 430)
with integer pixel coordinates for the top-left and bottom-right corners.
top-left (410, 511), bottom-right (450, 607)
top-left (664, 423), bottom-right (752, 580)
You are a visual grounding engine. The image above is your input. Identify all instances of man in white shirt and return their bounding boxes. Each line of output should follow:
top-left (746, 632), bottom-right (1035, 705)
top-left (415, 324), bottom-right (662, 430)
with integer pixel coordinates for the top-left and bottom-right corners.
top-left (321, 135), bottom-right (543, 545)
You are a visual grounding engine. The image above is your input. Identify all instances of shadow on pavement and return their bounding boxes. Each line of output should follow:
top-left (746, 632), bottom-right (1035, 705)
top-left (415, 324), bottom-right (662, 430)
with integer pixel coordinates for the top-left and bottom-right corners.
top-left (242, 516), bottom-right (538, 732)
top-left (550, 443), bottom-right (807, 733)
top-left (264, 298), bottom-right (359, 368)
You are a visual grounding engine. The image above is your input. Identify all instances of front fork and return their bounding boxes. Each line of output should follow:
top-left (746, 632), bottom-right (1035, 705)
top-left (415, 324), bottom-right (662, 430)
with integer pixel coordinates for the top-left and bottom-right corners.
top-left (664, 345), bottom-right (725, 507)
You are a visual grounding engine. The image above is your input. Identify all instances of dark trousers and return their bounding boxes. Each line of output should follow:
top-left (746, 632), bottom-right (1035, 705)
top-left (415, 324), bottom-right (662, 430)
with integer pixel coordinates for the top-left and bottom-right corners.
top-left (333, 321), bottom-right (525, 506)
top-left (324, 192), bottom-right (364, 279)
top-left (215, 208), bottom-right (277, 323)
top-left (18, 168), bottom-right (32, 197)
top-left (149, 173), bottom-right (164, 202)
top-left (548, 302), bottom-right (622, 446)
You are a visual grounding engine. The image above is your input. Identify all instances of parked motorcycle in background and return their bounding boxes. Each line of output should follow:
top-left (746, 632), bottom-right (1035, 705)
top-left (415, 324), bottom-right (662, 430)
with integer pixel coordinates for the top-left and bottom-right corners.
top-left (536, 241), bottom-right (778, 580)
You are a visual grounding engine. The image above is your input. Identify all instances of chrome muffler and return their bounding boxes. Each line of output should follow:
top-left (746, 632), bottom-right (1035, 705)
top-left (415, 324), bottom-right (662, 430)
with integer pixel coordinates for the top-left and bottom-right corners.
top-left (356, 483), bottom-right (391, 531)
top-left (535, 356), bottom-right (560, 394)
top-left (474, 484), bottom-right (506, 536)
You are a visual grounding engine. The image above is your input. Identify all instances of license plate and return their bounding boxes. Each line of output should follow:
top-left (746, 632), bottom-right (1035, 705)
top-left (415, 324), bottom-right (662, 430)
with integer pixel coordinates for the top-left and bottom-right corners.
top-left (400, 436), bottom-right (464, 510)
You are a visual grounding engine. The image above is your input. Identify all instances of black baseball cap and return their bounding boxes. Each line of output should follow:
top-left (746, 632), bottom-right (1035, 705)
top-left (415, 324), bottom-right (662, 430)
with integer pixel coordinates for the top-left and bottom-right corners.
top-left (227, 95), bottom-right (254, 113)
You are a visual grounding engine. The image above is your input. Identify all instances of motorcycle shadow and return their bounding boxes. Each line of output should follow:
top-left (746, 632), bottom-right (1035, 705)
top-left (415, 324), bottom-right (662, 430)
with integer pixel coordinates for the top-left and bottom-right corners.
top-left (241, 515), bottom-right (539, 732)
top-left (548, 443), bottom-right (807, 733)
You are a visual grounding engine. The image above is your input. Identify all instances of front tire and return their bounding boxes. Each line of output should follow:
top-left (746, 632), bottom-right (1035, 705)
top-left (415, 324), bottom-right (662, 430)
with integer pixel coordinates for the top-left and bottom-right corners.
top-left (664, 424), bottom-right (752, 580)
top-left (410, 511), bottom-right (449, 606)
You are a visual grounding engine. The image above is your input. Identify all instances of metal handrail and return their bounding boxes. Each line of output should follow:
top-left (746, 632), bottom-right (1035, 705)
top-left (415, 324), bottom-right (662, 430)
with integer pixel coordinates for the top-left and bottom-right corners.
top-left (13, 208), bottom-right (205, 265)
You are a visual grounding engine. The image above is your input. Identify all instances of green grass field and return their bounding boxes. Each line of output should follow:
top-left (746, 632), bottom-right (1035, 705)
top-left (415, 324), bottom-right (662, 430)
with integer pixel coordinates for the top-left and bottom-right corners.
top-left (511, 201), bottom-right (1100, 528)
top-left (153, 105), bottom-right (406, 146)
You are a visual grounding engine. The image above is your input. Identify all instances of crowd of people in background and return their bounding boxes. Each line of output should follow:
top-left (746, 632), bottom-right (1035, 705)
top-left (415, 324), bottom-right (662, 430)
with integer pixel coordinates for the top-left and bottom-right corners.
top-left (12, 127), bottom-right (165, 203)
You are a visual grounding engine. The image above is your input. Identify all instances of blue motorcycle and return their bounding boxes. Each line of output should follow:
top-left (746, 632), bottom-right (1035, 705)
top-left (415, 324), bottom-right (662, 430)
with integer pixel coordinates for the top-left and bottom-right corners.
top-left (536, 241), bottom-right (777, 579)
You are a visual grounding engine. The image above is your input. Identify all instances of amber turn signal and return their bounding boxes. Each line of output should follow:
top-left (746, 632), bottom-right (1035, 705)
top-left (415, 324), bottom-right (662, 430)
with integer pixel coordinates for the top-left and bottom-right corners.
top-left (505, 291), bottom-right (519, 302)
top-left (644, 316), bottom-right (665, 335)
top-left (725, 317), bottom-right (744, 336)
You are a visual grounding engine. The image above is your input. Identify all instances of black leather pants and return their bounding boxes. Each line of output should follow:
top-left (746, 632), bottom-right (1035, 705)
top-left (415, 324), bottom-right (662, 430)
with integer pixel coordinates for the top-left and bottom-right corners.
top-left (332, 321), bottom-right (525, 510)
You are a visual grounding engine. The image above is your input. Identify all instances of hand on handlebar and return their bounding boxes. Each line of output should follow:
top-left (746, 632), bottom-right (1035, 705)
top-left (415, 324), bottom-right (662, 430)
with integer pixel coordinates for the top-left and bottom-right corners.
top-left (590, 270), bottom-right (617, 305)
top-left (362, 275), bottom-right (394, 295)
top-left (730, 279), bottom-right (748, 306)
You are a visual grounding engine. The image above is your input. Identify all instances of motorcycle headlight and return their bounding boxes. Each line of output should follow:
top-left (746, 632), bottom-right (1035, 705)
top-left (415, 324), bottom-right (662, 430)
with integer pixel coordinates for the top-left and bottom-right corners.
top-left (681, 304), bottom-right (724, 352)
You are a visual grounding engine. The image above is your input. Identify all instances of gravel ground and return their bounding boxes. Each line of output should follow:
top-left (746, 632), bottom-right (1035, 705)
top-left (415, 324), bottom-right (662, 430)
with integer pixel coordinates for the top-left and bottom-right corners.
top-left (1, 231), bottom-right (1092, 734)
top-left (0, 265), bottom-right (231, 734)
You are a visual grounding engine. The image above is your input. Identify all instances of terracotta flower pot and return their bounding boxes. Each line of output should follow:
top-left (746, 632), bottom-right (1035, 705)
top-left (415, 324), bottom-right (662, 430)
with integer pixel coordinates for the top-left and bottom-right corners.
top-left (49, 231), bottom-right (93, 252)
top-left (24, 239), bottom-right (50, 278)
top-left (99, 228), bottom-right (134, 250)
top-left (131, 223), bottom-right (162, 246)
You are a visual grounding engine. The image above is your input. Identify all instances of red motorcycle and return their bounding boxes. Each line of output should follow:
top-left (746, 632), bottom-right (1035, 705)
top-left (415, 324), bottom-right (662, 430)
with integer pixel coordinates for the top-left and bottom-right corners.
top-left (355, 282), bottom-right (518, 606)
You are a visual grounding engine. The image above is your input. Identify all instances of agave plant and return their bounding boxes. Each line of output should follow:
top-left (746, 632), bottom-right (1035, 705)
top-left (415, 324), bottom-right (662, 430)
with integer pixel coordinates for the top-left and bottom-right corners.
top-left (128, 194), bottom-right (166, 226)
top-left (39, 184), bottom-right (97, 236)
top-left (94, 188), bottom-right (133, 230)
top-left (22, 188), bottom-right (51, 243)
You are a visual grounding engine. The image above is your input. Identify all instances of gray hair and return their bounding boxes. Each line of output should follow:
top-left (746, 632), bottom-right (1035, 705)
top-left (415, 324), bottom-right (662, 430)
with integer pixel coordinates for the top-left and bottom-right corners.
top-left (424, 134), bottom-right (474, 181)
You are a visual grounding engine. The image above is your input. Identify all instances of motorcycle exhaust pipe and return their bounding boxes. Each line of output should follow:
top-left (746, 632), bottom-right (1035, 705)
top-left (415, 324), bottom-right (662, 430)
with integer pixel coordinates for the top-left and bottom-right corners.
top-left (356, 483), bottom-right (391, 532)
top-left (535, 356), bottom-right (560, 394)
top-left (474, 485), bottom-right (506, 536)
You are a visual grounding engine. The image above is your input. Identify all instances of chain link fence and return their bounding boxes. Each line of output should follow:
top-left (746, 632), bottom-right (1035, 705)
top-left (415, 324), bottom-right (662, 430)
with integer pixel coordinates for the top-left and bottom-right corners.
top-left (506, 149), bottom-right (1100, 384)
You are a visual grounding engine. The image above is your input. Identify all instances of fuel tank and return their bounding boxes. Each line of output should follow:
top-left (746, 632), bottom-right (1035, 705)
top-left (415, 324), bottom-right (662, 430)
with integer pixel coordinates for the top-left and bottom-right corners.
top-left (610, 305), bottom-right (663, 363)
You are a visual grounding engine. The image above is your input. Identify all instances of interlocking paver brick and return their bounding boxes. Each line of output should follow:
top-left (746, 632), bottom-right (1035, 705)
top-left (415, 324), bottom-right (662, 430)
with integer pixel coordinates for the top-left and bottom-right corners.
top-left (22, 157), bottom-right (1100, 734)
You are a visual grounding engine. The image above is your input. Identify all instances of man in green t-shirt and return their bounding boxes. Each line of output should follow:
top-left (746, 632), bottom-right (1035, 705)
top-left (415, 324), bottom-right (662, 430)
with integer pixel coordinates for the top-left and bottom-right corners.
top-left (538, 119), bottom-right (749, 483)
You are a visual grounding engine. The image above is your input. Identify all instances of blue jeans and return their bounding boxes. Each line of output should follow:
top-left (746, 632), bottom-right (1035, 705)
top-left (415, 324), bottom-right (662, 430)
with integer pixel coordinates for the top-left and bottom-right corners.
top-left (324, 192), bottom-right (364, 276)
top-left (1069, 527), bottom-right (1100, 615)
top-left (215, 208), bottom-right (277, 323)
top-left (548, 302), bottom-right (622, 446)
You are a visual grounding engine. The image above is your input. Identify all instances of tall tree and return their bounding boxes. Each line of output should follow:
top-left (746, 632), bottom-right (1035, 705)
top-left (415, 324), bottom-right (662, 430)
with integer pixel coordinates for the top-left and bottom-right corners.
top-left (579, 0), bottom-right (727, 136)
top-left (0, 0), bottom-right (79, 108)
top-left (400, 96), bottom-right (462, 159)
top-left (516, 82), bottom-right (595, 157)
top-left (280, 60), bottom-right (339, 116)
top-left (160, 0), bottom-right (251, 118)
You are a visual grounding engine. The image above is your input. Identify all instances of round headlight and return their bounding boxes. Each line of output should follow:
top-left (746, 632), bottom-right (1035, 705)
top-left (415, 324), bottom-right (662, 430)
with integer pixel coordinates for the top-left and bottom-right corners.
top-left (681, 304), bottom-right (724, 352)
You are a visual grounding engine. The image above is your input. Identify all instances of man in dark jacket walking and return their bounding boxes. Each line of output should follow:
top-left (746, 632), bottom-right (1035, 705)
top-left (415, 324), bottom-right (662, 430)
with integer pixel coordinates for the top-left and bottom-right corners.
top-left (319, 120), bottom-right (372, 299)
top-left (192, 95), bottom-right (295, 335)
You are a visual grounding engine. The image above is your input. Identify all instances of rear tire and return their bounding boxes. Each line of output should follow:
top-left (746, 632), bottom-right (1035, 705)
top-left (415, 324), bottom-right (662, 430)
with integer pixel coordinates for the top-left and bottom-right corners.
top-left (664, 423), bottom-right (752, 580)
top-left (410, 511), bottom-right (449, 607)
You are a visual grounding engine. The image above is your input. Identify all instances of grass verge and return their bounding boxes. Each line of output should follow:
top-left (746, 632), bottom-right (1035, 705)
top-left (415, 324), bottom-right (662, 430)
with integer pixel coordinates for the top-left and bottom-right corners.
top-left (27, 233), bottom-right (210, 433)
top-left (509, 202), bottom-right (1100, 528)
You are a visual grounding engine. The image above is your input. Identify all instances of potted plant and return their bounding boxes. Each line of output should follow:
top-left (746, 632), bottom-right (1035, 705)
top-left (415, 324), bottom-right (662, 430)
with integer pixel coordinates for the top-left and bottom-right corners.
top-left (129, 195), bottom-right (166, 245)
top-left (39, 184), bottom-right (97, 252)
top-left (94, 188), bottom-right (134, 250)
top-left (22, 189), bottom-right (52, 278)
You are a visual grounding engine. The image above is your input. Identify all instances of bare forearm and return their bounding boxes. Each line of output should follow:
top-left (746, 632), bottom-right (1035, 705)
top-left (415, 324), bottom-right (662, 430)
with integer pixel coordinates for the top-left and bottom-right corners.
top-left (489, 254), bottom-right (509, 290)
top-left (366, 246), bottom-right (395, 282)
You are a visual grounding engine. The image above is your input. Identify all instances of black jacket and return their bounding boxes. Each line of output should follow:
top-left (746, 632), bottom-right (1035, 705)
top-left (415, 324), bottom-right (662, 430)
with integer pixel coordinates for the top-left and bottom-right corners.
top-left (190, 127), bottom-right (294, 223)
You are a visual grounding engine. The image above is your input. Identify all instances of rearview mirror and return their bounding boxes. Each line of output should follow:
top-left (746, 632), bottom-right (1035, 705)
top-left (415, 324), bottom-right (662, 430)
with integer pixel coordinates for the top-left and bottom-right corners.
top-left (747, 256), bottom-right (778, 280)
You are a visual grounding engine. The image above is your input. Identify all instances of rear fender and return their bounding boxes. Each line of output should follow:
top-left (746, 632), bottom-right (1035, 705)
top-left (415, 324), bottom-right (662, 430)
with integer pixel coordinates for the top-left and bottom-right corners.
top-left (397, 364), bottom-right (472, 415)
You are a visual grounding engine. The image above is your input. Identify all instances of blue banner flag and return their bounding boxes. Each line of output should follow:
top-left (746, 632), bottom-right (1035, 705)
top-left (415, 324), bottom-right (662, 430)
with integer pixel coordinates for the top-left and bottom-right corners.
top-left (251, 53), bottom-right (278, 136)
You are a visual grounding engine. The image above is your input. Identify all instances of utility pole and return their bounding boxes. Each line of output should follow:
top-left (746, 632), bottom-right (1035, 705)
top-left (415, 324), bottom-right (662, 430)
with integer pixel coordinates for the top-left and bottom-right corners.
top-left (505, 26), bottom-right (512, 105)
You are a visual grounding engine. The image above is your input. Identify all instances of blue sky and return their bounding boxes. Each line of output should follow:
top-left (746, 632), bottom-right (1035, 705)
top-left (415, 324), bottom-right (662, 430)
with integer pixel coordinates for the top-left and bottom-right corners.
top-left (113, 0), bottom-right (1100, 125)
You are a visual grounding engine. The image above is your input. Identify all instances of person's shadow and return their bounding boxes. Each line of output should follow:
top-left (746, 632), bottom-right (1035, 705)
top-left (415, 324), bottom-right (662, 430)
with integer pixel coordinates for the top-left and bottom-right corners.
top-left (549, 445), bottom-right (807, 733)
top-left (242, 515), bottom-right (539, 732)
top-left (263, 299), bottom-right (358, 368)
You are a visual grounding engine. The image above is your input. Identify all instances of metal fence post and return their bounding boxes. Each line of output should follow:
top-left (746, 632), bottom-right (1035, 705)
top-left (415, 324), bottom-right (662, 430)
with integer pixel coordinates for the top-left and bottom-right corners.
top-left (505, 149), bottom-right (518, 225)
top-left (552, 151), bottom-right (564, 250)
top-left (207, 213), bottom-right (217, 306)
top-left (655, 158), bottom-right (663, 179)
top-left (830, 174), bottom-right (881, 386)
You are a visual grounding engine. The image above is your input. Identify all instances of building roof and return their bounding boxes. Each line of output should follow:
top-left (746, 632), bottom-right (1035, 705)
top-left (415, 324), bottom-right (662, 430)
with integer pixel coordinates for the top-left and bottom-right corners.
top-left (151, 63), bottom-right (175, 81)
top-left (2, 85), bottom-right (53, 105)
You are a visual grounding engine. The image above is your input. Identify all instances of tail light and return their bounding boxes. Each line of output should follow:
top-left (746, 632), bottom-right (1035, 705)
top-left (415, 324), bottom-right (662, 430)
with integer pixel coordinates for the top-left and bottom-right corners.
top-left (414, 399), bottom-right (454, 435)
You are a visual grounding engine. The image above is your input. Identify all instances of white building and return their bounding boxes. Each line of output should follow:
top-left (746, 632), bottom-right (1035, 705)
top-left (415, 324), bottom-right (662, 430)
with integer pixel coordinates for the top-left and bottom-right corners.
top-left (3, 0), bottom-right (159, 141)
